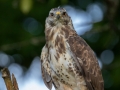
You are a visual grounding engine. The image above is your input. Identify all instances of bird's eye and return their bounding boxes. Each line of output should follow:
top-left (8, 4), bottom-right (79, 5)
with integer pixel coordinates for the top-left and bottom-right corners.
top-left (50, 13), bottom-right (54, 16)
top-left (63, 12), bottom-right (66, 15)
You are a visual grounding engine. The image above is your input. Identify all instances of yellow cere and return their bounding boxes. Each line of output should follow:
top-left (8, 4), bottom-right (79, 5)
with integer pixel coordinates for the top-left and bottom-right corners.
top-left (56, 11), bottom-right (61, 15)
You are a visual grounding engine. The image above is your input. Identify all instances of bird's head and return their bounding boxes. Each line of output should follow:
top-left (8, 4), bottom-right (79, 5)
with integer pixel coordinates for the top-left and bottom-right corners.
top-left (46, 7), bottom-right (72, 27)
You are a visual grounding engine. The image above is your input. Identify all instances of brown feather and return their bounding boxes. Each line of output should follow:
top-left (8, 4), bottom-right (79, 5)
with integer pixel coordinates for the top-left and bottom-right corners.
top-left (68, 35), bottom-right (104, 90)
top-left (41, 63), bottom-right (52, 90)
top-left (40, 45), bottom-right (53, 90)
top-left (41, 7), bottom-right (104, 90)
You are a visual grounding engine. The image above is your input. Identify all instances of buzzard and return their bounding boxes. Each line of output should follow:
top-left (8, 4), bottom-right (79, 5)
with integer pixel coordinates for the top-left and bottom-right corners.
top-left (40, 7), bottom-right (104, 90)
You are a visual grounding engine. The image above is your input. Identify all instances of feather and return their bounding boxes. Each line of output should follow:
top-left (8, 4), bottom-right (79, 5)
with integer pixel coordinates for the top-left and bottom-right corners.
top-left (41, 46), bottom-right (52, 90)
top-left (67, 35), bottom-right (104, 90)
top-left (41, 7), bottom-right (104, 90)
top-left (41, 66), bottom-right (52, 90)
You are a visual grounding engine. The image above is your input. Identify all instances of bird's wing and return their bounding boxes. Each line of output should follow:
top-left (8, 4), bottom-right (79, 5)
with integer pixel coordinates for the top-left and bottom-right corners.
top-left (41, 45), bottom-right (52, 90)
top-left (67, 35), bottom-right (104, 90)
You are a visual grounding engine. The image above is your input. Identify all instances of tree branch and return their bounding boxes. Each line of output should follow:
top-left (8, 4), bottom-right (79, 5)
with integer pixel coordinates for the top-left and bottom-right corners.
top-left (1, 68), bottom-right (19, 90)
top-left (0, 36), bottom-right (45, 51)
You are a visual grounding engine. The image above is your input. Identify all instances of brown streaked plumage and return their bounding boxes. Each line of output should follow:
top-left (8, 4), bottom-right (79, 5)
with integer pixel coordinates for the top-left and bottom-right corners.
top-left (40, 7), bottom-right (104, 90)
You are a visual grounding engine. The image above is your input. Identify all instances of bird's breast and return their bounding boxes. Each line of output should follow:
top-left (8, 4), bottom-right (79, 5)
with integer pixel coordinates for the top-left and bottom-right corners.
top-left (48, 42), bottom-right (77, 86)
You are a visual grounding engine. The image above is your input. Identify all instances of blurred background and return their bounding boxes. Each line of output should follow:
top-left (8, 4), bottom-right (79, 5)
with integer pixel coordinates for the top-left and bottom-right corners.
top-left (0, 0), bottom-right (120, 90)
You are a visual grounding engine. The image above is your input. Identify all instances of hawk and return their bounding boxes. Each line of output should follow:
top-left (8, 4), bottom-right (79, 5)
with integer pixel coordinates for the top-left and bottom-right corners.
top-left (40, 7), bottom-right (104, 90)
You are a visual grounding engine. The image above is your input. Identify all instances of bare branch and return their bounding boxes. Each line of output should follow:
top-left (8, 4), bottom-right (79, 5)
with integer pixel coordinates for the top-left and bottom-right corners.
top-left (1, 68), bottom-right (13, 90)
top-left (12, 74), bottom-right (19, 90)
top-left (0, 36), bottom-right (45, 51)
top-left (1, 68), bottom-right (19, 90)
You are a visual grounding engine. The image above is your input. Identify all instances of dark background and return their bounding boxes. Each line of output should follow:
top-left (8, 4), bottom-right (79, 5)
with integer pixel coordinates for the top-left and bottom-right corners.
top-left (0, 0), bottom-right (120, 90)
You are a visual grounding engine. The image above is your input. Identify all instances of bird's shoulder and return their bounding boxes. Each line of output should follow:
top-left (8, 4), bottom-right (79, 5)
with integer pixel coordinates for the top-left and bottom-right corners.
top-left (67, 34), bottom-right (104, 90)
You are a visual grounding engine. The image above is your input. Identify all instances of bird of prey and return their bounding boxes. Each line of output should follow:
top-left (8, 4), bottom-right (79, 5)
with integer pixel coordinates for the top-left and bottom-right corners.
top-left (40, 7), bottom-right (104, 90)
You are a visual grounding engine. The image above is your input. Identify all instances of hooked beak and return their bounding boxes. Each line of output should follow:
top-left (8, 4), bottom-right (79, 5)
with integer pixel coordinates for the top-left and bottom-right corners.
top-left (56, 11), bottom-right (61, 19)
top-left (56, 15), bottom-right (60, 19)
